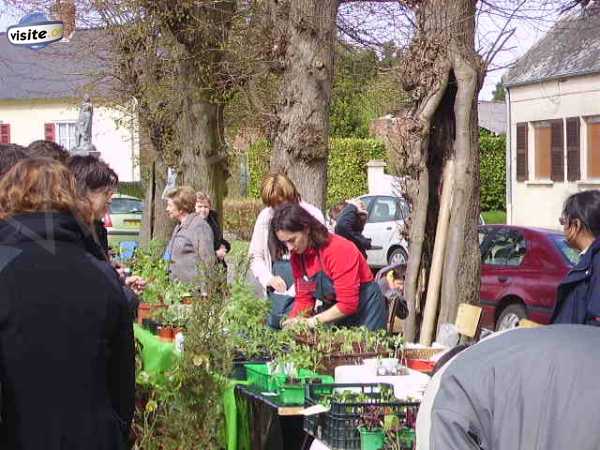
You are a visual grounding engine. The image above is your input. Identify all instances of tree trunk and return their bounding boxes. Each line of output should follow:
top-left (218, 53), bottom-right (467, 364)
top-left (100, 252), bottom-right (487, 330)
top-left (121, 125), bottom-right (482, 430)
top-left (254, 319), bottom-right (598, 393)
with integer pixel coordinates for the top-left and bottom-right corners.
top-left (269, 0), bottom-right (339, 209)
top-left (139, 124), bottom-right (174, 246)
top-left (392, 0), bottom-right (482, 341)
top-left (177, 63), bottom-right (229, 221)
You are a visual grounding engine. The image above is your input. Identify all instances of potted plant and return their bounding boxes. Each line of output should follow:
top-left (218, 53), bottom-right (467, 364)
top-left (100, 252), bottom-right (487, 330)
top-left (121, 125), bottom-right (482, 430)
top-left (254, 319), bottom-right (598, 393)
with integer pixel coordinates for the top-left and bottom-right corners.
top-left (358, 405), bottom-right (386, 450)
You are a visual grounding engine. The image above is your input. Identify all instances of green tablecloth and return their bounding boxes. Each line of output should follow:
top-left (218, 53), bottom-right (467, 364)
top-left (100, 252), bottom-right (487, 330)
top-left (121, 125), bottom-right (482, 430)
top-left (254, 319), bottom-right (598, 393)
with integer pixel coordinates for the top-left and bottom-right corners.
top-left (133, 324), bottom-right (178, 384)
top-left (133, 324), bottom-right (250, 450)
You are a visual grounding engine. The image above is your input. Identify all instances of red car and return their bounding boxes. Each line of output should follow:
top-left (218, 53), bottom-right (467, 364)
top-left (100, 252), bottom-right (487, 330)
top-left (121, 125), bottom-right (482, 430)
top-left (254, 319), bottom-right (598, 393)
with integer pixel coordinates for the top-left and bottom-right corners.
top-left (479, 225), bottom-right (580, 331)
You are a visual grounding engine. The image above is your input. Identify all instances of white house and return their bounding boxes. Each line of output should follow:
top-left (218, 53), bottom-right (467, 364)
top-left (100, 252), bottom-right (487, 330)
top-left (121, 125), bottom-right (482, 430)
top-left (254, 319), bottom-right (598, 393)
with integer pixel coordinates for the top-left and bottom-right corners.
top-left (504, 9), bottom-right (600, 228)
top-left (0, 25), bottom-right (139, 182)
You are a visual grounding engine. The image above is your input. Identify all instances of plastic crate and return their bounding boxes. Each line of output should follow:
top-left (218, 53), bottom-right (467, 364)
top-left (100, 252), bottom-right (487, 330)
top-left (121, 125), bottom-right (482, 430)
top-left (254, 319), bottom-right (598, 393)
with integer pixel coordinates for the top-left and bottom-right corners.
top-left (303, 383), bottom-right (419, 450)
top-left (244, 363), bottom-right (286, 392)
top-left (278, 370), bottom-right (334, 405)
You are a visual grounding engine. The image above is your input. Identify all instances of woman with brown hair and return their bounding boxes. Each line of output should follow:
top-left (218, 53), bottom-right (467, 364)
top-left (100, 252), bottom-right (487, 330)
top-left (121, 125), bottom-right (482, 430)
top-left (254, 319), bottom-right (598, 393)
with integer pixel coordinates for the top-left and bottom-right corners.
top-left (165, 186), bottom-right (215, 286)
top-left (0, 158), bottom-right (135, 449)
top-left (271, 202), bottom-right (387, 330)
top-left (249, 173), bottom-right (324, 327)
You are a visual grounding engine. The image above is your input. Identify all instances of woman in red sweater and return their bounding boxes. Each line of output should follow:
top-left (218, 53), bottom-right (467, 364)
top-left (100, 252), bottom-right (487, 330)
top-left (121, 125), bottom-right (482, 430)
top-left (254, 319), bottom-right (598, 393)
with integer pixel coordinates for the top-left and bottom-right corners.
top-left (271, 202), bottom-right (387, 330)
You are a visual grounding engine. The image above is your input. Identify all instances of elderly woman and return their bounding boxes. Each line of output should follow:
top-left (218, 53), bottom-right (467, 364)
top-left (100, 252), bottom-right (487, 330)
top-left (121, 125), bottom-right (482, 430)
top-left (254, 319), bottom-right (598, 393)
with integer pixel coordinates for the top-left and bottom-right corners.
top-left (0, 158), bottom-right (134, 449)
top-left (165, 186), bottom-right (215, 286)
top-left (272, 202), bottom-right (387, 331)
top-left (249, 174), bottom-right (324, 327)
top-left (552, 190), bottom-right (600, 325)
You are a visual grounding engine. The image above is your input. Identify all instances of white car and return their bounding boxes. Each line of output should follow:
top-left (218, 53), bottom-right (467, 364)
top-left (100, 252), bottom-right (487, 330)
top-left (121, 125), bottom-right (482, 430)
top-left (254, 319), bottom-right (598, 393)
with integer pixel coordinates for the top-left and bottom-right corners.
top-left (356, 194), bottom-right (486, 268)
top-left (357, 194), bottom-right (410, 268)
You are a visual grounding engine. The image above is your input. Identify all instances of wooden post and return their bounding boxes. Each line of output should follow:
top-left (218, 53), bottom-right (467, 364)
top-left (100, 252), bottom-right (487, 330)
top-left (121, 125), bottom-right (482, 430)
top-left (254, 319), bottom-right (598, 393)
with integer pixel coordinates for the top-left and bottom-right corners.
top-left (420, 159), bottom-right (455, 346)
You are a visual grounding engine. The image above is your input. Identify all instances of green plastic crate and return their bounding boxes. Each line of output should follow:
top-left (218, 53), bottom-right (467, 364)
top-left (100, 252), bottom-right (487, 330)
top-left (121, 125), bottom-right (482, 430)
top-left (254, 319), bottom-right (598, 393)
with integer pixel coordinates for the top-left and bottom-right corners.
top-left (244, 363), bottom-right (286, 392)
top-left (278, 370), bottom-right (334, 405)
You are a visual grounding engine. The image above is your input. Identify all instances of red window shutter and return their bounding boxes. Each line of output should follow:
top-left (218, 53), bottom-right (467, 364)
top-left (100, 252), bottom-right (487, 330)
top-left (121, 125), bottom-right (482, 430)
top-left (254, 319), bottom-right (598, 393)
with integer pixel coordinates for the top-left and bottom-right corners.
top-left (0, 124), bottom-right (10, 144)
top-left (566, 117), bottom-right (580, 181)
top-left (44, 123), bottom-right (55, 142)
top-left (516, 123), bottom-right (528, 181)
top-left (550, 119), bottom-right (564, 182)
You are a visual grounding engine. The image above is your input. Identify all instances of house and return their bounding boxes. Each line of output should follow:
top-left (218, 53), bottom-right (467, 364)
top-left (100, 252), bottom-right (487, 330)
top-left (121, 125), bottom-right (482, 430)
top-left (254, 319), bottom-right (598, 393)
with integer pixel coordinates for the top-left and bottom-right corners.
top-left (503, 9), bottom-right (600, 228)
top-left (0, 13), bottom-right (139, 182)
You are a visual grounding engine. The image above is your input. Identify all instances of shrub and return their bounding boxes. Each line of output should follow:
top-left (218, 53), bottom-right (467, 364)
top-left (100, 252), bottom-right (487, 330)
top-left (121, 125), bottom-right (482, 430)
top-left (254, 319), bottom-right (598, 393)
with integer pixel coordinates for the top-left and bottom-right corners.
top-left (118, 181), bottom-right (145, 199)
top-left (223, 198), bottom-right (263, 240)
top-left (246, 138), bottom-right (386, 208)
top-left (480, 131), bottom-right (506, 212)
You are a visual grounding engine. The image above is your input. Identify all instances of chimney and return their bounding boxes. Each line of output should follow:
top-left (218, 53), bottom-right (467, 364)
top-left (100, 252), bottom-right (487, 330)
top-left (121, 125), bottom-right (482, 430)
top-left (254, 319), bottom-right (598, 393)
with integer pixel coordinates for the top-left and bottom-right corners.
top-left (52, 0), bottom-right (76, 40)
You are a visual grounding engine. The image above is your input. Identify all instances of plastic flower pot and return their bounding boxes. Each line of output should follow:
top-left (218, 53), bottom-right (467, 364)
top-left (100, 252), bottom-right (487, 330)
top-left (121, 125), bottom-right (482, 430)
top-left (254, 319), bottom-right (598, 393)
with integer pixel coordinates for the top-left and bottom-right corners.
top-left (359, 427), bottom-right (385, 450)
top-left (137, 303), bottom-right (167, 324)
top-left (158, 326), bottom-right (175, 342)
top-left (279, 383), bottom-right (305, 405)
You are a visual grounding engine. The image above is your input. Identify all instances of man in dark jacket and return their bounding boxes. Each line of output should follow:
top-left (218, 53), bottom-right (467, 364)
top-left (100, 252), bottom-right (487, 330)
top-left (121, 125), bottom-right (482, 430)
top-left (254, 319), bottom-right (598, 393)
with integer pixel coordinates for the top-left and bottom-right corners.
top-left (416, 326), bottom-right (600, 450)
top-left (334, 199), bottom-right (371, 259)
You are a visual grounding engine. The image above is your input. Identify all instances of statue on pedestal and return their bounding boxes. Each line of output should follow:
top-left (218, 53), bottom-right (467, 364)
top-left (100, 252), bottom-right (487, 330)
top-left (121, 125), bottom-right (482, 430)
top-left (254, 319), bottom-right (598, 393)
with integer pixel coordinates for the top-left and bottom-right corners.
top-left (73, 94), bottom-right (97, 154)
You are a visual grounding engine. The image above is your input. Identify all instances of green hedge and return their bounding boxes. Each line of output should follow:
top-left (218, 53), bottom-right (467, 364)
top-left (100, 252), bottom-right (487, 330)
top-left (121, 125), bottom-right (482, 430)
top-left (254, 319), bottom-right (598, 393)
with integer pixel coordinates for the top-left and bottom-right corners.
top-left (479, 131), bottom-right (506, 212)
top-left (118, 181), bottom-right (145, 199)
top-left (246, 138), bottom-right (386, 208)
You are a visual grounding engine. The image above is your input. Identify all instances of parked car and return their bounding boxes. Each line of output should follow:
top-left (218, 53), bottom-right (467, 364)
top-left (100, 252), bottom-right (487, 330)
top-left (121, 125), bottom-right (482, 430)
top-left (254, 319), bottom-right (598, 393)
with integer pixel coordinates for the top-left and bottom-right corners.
top-left (104, 194), bottom-right (143, 250)
top-left (355, 194), bottom-right (485, 268)
top-left (479, 224), bottom-right (580, 331)
top-left (356, 194), bottom-right (410, 268)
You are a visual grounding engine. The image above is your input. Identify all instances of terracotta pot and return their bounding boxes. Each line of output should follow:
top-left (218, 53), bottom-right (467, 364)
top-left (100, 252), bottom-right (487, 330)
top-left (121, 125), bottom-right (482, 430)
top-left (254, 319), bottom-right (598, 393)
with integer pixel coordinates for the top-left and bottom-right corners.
top-left (137, 303), bottom-right (167, 324)
top-left (158, 326), bottom-right (175, 342)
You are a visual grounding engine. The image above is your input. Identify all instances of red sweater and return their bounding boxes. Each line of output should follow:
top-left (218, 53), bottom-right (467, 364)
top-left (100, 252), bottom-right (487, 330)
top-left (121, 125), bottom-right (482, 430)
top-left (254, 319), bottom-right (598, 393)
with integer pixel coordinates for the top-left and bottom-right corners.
top-left (289, 233), bottom-right (373, 317)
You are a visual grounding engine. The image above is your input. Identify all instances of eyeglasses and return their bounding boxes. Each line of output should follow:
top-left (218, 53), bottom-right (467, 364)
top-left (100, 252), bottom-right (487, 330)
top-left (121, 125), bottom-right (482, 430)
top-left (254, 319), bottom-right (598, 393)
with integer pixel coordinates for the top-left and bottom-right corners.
top-left (559, 216), bottom-right (568, 226)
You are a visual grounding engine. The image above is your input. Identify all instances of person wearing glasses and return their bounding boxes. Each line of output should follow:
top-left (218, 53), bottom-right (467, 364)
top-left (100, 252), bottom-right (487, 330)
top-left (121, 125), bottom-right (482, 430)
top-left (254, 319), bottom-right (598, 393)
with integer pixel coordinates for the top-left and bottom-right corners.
top-left (552, 190), bottom-right (600, 325)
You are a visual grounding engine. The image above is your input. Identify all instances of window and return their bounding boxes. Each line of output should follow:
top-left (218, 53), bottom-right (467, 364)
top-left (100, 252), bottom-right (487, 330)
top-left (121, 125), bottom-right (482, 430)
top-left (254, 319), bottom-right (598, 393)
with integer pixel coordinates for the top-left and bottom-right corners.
top-left (368, 197), bottom-right (398, 223)
top-left (549, 234), bottom-right (580, 267)
top-left (0, 123), bottom-right (10, 144)
top-left (110, 198), bottom-right (144, 214)
top-left (586, 116), bottom-right (600, 178)
top-left (532, 121), bottom-right (555, 180)
top-left (482, 229), bottom-right (526, 266)
top-left (56, 122), bottom-right (77, 151)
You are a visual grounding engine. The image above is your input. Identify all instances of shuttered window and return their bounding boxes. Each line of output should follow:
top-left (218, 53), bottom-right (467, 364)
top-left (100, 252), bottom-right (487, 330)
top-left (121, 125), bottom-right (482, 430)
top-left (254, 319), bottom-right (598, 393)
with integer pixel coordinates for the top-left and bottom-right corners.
top-left (0, 124), bottom-right (10, 144)
top-left (44, 123), bottom-right (56, 142)
top-left (550, 119), bottom-right (564, 182)
top-left (516, 123), bottom-right (528, 181)
top-left (566, 118), bottom-right (580, 181)
top-left (588, 118), bottom-right (600, 179)
top-left (534, 122), bottom-right (551, 179)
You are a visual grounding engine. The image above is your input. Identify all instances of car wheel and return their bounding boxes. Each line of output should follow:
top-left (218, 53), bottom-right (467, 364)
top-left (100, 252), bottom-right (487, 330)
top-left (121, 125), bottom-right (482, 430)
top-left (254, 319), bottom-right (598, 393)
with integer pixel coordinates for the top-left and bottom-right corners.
top-left (388, 247), bottom-right (408, 266)
top-left (496, 303), bottom-right (526, 331)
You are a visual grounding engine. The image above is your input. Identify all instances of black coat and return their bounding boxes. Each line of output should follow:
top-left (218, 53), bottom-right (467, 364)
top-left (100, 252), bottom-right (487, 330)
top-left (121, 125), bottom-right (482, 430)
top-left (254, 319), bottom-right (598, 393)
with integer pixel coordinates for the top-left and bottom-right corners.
top-left (206, 210), bottom-right (231, 252)
top-left (552, 237), bottom-right (600, 326)
top-left (0, 213), bottom-right (135, 450)
top-left (334, 203), bottom-right (371, 258)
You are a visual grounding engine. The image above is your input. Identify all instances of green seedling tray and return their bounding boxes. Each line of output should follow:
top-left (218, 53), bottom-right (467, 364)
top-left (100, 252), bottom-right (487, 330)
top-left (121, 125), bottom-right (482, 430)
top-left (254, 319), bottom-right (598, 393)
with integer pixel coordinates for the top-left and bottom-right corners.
top-left (244, 363), bottom-right (286, 392)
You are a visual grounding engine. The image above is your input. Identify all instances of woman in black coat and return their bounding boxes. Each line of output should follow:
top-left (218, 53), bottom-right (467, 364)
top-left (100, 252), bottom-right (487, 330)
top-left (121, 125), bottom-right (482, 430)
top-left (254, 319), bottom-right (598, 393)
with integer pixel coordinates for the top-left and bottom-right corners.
top-left (334, 199), bottom-right (372, 259)
top-left (552, 190), bottom-right (600, 325)
top-left (0, 158), bottom-right (135, 450)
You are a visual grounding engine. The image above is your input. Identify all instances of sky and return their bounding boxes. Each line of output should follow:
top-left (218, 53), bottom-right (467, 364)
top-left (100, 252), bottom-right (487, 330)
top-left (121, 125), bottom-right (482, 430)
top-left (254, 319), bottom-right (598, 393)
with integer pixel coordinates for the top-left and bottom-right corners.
top-left (0, 1), bottom-right (561, 101)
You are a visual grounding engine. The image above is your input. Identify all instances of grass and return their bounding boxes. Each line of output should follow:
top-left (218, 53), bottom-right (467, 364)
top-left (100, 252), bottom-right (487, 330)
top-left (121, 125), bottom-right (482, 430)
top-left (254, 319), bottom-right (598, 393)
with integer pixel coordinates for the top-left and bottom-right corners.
top-left (482, 210), bottom-right (506, 224)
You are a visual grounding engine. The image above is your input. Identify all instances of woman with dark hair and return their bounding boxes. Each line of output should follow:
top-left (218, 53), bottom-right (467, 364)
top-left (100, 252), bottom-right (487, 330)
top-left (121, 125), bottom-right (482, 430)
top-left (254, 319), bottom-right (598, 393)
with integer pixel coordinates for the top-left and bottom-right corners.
top-left (552, 190), bottom-right (600, 325)
top-left (67, 155), bottom-right (119, 256)
top-left (271, 202), bottom-right (387, 330)
top-left (334, 198), bottom-right (371, 258)
top-left (0, 158), bottom-right (135, 449)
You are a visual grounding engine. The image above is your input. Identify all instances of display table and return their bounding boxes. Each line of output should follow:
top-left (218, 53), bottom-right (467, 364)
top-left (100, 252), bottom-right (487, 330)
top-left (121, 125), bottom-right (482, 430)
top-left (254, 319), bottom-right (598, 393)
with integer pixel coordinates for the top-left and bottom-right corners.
top-left (235, 384), bottom-right (313, 450)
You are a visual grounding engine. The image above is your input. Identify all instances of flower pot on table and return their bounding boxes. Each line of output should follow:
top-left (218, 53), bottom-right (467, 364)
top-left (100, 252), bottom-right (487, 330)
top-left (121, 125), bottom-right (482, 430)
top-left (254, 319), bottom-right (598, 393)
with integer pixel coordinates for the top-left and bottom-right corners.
top-left (359, 427), bottom-right (385, 450)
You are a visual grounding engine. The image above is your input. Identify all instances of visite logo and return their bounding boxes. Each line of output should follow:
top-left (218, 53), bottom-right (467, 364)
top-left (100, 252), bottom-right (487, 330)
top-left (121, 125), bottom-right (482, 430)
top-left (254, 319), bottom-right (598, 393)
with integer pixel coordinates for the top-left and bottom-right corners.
top-left (7, 12), bottom-right (64, 50)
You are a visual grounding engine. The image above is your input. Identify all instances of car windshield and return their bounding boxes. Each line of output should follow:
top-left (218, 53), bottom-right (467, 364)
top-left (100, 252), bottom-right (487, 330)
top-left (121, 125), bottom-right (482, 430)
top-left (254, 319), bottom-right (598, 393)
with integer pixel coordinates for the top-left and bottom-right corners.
top-left (550, 234), bottom-right (580, 267)
top-left (110, 198), bottom-right (144, 214)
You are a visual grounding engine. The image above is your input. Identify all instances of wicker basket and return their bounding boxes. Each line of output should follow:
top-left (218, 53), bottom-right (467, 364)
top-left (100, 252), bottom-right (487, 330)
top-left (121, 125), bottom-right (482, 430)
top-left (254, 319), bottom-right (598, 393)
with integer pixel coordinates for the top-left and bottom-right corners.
top-left (402, 347), bottom-right (444, 360)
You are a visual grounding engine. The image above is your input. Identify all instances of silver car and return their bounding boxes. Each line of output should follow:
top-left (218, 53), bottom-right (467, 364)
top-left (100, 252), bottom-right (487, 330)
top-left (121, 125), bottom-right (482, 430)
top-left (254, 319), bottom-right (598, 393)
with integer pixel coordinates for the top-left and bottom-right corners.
top-left (357, 194), bottom-right (410, 268)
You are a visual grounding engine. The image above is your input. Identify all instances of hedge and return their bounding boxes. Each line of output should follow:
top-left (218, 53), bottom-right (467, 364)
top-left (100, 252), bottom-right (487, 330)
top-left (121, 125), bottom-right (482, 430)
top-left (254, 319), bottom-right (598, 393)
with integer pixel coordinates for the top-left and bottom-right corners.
top-left (246, 138), bottom-right (386, 208)
top-left (479, 131), bottom-right (506, 211)
top-left (118, 181), bottom-right (145, 199)
top-left (222, 198), bottom-right (263, 240)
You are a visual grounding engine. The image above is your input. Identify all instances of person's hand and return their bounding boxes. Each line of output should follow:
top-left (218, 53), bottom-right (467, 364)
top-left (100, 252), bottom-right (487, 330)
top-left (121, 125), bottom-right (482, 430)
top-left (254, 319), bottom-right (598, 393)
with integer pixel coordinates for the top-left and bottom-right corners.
top-left (281, 317), bottom-right (305, 329)
top-left (216, 246), bottom-right (227, 260)
top-left (268, 276), bottom-right (288, 293)
top-left (125, 275), bottom-right (146, 295)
